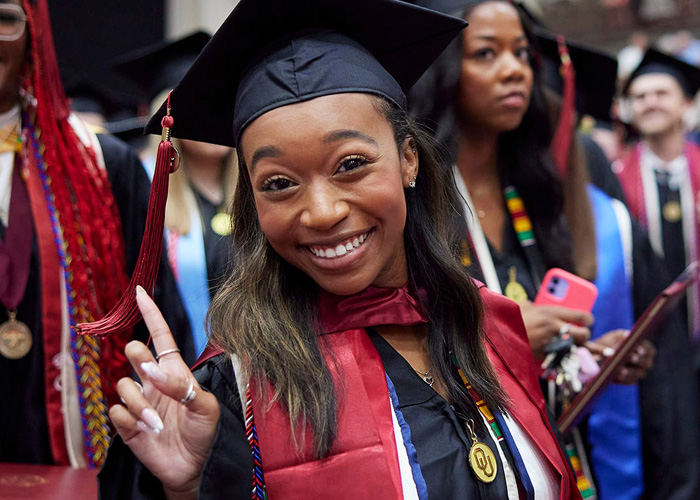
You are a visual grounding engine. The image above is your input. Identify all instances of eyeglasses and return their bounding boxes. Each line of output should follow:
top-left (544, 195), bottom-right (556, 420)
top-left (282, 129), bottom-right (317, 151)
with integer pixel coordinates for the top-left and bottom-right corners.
top-left (0, 4), bottom-right (25, 42)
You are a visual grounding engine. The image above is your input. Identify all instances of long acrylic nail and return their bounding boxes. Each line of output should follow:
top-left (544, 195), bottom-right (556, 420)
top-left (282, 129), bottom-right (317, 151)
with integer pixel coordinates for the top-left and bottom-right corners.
top-left (137, 418), bottom-right (161, 435)
top-left (136, 285), bottom-right (146, 296)
top-left (141, 408), bottom-right (164, 433)
top-left (141, 361), bottom-right (167, 383)
top-left (602, 347), bottom-right (616, 357)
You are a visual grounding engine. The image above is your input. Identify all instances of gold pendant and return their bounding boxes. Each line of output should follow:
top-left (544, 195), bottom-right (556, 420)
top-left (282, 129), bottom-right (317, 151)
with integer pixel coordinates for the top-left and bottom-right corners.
top-left (0, 310), bottom-right (32, 359)
top-left (662, 201), bottom-right (682, 223)
top-left (211, 212), bottom-right (232, 236)
top-left (466, 419), bottom-right (497, 483)
top-left (504, 266), bottom-right (528, 303)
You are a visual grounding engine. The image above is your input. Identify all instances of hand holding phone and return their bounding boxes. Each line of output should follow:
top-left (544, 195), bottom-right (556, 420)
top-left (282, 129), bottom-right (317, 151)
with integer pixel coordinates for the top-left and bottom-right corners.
top-left (534, 268), bottom-right (598, 312)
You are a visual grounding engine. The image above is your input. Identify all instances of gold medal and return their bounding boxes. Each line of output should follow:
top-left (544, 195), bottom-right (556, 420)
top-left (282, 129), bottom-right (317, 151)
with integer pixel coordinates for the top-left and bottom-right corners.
top-left (504, 266), bottom-right (528, 303)
top-left (662, 201), bottom-right (682, 223)
top-left (0, 310), bottom-right (32, 359)
top-left (466, 419), bottom-right (497, 483)
top-left (211, 212), bottom-right (232, 236)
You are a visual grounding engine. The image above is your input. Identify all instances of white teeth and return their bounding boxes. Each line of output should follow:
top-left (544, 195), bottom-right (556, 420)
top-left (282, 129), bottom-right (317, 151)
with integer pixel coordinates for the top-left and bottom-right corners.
top-left (309, 231), bottom-right (371, 259)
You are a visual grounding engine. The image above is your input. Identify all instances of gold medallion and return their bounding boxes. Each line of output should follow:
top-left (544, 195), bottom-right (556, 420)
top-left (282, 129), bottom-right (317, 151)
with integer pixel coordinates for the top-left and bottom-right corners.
top-left (504, 266), bottom-right (528, 303)
top-left (211, 212), bottom-right (232, 236)
top-left (662, 201), bottom-right (682, 223)
top-left (466, 419), bottom-right (497, 483)
top-left (0, 311), bottom-right (32, 359)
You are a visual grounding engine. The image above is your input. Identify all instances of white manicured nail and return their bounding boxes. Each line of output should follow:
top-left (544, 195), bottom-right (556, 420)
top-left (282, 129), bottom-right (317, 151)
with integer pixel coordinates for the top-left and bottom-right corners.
top-left (137, 418), bottom-right (161, 435)
top-left (141, 408), bottom-right (164, 433)
top-left (141, 362), bottom-right (167, 383)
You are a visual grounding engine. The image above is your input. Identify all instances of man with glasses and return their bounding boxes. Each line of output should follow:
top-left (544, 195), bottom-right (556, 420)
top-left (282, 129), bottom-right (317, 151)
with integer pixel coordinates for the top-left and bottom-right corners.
top-left (0, 0), bottom-right (192, 468)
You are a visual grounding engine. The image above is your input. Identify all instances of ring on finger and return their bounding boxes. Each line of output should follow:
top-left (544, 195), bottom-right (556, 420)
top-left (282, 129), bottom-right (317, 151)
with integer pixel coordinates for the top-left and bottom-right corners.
top-left (156, 348), bottom-right (181, 361)
top-left (558, 323), bottom-right (572, 337)
top-left (181, 382), bottom-right (197, 406)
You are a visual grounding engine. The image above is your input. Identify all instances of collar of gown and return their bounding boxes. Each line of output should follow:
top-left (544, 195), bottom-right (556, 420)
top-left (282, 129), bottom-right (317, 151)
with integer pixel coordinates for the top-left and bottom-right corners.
top-left (318, 284), bottom-right (428, 334)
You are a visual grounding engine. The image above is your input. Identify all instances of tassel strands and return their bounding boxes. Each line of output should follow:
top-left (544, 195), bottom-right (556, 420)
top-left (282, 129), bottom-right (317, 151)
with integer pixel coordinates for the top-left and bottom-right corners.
top-left (550, 35), bottom-right (576, 177)
top-left (78, 92), bottom-right (179, 336)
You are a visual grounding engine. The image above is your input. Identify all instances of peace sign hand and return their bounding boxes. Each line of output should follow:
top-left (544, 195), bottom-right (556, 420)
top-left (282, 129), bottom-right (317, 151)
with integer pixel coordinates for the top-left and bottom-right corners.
top-left (109, 286), bottom-right (220, 500)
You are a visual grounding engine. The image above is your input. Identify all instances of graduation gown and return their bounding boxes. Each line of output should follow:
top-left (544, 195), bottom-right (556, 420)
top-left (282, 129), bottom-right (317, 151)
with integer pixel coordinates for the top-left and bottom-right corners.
top-left (0, 129), bottom-right (193, 466)
top-left (99, 285), bottom-right (580, 500)
top-left (614, 141), bottom-right (700, 500)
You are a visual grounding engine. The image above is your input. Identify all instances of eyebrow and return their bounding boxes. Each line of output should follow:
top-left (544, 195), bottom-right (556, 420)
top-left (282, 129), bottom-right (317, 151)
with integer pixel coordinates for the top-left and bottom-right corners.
top-left (472, 35), bottom-right (528, 43)
top-left (250, 145), bottom-right (282, 171)
top-left (323, 129), bottom-right (378, 146)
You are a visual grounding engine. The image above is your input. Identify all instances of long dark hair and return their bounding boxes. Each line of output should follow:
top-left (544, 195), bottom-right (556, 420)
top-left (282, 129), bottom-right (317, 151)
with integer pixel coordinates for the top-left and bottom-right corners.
top-left (208, 95), bottom-right (507, 458)
top-left (408, 2), bottom-right (574, 273)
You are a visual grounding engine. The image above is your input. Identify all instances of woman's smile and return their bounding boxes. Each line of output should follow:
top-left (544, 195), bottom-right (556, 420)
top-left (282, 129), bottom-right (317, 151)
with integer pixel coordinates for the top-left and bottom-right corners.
top-left (241, 93), bottom-right (418, 295)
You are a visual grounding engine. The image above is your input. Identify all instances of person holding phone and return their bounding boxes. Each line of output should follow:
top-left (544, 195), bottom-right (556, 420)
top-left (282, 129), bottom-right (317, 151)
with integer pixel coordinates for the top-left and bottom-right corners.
top-left (96, 0), bottom-right (586, 498)
top-left (405, 1), bottom-right (699, 499)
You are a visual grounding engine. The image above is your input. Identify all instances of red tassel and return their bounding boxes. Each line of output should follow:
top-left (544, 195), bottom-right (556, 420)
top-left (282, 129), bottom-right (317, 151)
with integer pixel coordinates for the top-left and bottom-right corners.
top-left (550, 35), bottom-right (576, 177)
top-left (78, 93), bottom-right (178, 337)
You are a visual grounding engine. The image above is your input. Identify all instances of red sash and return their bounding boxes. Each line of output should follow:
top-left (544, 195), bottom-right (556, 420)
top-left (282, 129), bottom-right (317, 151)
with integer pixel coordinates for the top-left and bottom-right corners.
top-left (24, 160), bottom-right (69, 465)
top-left (196, 285), bottom-right (581, 499)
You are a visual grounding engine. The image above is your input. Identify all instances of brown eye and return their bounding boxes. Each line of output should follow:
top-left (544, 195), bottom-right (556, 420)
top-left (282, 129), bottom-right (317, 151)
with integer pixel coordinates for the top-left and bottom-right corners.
top-left (336, 155), bottom-right (368, 173)
top-left (261, 176), bottom-right (294, 192)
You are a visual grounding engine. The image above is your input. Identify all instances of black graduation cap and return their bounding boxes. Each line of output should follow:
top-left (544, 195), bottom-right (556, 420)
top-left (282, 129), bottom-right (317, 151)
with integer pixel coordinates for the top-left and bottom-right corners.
top-left (64, 72), bottom-right (140, 121)
top-left (622, 48), bottom-right (700, 98)
top-left (534, 28), bottom-right (618, 123)
top-left (145, 0), bottom-right (468, 148)
top-left (114, 31), bottom-right (212, 103)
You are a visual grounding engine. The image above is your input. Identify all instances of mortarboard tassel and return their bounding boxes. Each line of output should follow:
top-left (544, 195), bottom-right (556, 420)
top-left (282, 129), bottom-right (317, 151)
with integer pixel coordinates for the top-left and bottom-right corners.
top-left (550, 35), bottom-right (576, 177)
top-left (77, 92), bottom-right (179, 337)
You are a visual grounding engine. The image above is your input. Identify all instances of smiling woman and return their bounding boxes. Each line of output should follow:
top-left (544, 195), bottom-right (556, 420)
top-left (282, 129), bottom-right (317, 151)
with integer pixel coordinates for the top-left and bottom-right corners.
top-left (97, 0), bottom-right (581, 498)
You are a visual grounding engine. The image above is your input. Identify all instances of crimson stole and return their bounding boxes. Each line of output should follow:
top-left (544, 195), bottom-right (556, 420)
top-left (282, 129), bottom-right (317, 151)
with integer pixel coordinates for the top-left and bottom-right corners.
top-left (192, 285), bottom-right (580, 499)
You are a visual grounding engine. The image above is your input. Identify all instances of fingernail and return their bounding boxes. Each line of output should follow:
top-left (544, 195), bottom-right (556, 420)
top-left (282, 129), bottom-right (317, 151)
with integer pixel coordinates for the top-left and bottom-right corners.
top-left (137, 418), bottom-right (161, 435)
top-left (136, 285), bottom-right (146, 296)
top-left (603, 347), bottom-right (616, 357)
top-left (631, 354), bottom-right (640, 363)
top-left (141, 362), bottom-right (167, 383)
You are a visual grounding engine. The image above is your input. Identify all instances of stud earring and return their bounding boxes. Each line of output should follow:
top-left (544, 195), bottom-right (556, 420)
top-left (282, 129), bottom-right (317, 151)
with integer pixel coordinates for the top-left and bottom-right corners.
top-left (408, 176), bottom-right (417, 188)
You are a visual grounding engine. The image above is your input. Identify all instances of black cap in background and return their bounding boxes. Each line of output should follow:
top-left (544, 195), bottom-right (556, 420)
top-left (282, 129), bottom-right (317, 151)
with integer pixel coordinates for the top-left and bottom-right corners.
top-left (114, 31), bottom-right (212, 103)
top-left (145, 0), bottom-right (468, 147)
top-left (622, 48), bottom-right (700, 98)
top-left (64, 72), bottom-right (141, 122)
top-left (534, 28), bottom-right (618, 123)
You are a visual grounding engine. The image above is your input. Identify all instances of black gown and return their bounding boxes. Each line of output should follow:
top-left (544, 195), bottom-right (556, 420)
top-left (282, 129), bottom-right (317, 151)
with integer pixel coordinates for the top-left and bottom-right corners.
top-left (584, 141), bottom-right (700, 500)
top-left (0, 133), bottom-right (194, 464)
top-left (191, 188), bottom-right (233, 297)
top-left (99, 333), bottom-right (520, 500)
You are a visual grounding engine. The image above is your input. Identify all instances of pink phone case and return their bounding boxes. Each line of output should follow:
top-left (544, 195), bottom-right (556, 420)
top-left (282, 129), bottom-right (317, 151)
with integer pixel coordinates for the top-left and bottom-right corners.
top-left (534, 268), bottom-right (598, 313)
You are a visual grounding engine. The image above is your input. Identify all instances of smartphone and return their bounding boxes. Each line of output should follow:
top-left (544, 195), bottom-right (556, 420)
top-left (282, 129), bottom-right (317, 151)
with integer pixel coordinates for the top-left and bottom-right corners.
top-left (534, 268), bottom-right (598, 313)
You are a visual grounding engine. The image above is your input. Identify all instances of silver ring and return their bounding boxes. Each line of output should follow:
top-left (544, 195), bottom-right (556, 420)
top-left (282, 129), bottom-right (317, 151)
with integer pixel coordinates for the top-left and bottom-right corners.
top-left (156, 348), bottom-right (180, 360)
top-left (558, 323), bottom-right (572, 337)
top-left (180, 382), bottom-right (197, 406)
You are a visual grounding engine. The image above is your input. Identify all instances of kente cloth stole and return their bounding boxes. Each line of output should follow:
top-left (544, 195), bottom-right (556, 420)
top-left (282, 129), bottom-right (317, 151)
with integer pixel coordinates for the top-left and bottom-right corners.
top-left (452, 165), bottom-right (545, 295)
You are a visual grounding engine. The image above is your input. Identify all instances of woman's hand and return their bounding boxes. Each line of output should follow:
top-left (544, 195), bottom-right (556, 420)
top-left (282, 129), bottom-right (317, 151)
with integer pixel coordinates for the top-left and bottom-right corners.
top-left (586, 329), bottom-right (656, 385)
top-left (518, 301), bottom-right (593, 360)
top-left (109, 287), bottom-right (220, 500)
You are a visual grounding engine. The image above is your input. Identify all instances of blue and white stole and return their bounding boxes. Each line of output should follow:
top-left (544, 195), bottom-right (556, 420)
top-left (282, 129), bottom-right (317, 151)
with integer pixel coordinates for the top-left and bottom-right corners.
top-left (587, 184), bottom-right (643, 500)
